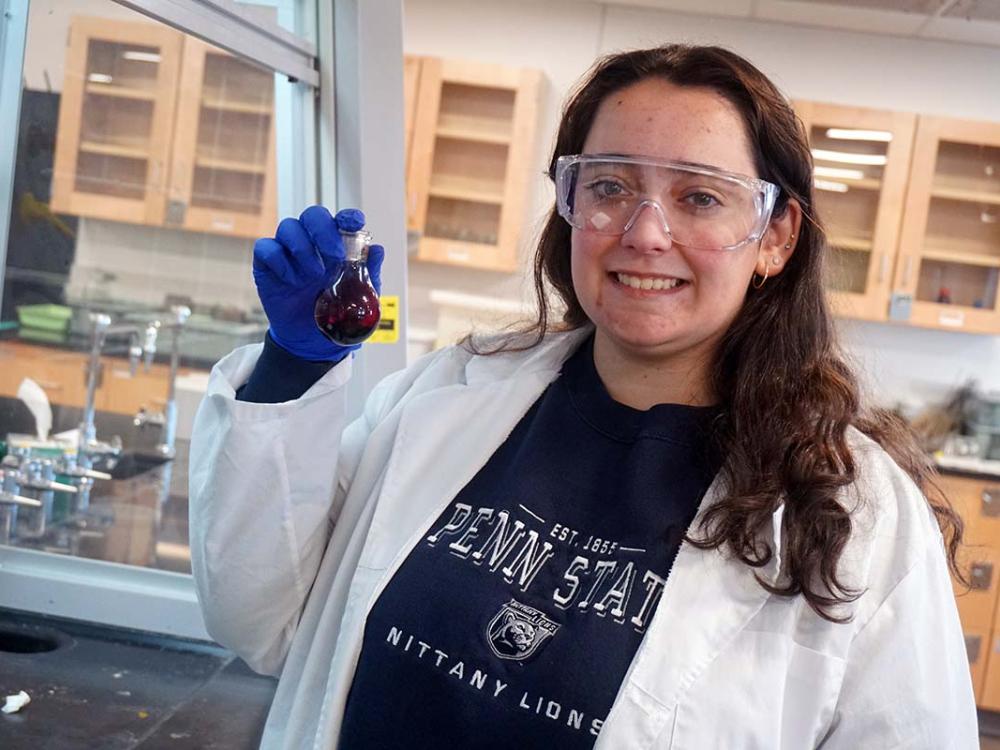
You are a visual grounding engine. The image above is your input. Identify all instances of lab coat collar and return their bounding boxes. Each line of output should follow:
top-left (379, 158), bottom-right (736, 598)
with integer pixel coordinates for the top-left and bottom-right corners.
top-left (462, 326), bottom-right (594, 385)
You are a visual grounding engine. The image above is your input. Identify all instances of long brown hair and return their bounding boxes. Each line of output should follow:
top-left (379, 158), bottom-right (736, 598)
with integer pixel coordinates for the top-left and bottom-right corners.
top-left (469, 44), bottom-right (964, 621)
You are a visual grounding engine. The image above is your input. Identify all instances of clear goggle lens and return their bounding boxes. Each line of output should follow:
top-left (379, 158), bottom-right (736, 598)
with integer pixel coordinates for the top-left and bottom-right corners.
top-left (555, 155), bottom-right (779, 251)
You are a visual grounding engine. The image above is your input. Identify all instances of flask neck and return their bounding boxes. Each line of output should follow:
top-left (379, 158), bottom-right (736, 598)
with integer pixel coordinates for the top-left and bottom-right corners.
top-left (341, 229), bottom-right (372, 263)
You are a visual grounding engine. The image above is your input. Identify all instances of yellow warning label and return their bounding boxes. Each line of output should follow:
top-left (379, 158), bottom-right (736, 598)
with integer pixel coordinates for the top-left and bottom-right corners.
top-left (369, 295), bottom-right (399, 344)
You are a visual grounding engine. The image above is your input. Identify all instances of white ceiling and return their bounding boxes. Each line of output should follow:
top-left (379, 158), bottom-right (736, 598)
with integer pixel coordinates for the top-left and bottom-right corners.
top-left (591, 0), bottom-right (1000, 47)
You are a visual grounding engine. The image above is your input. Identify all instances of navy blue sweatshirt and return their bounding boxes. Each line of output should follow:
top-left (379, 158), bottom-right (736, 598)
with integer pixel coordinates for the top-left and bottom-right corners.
top-left (332, 335), bottom-right (722, 748)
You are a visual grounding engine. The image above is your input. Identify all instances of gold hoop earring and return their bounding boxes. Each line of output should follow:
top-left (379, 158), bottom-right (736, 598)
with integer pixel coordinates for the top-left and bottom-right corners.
top-left (752, 264), bottom-right (769, 290)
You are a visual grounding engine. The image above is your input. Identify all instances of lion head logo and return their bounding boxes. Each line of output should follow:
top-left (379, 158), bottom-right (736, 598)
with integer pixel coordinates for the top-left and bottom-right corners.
top-left (486, 600), bottom-right (559, 661)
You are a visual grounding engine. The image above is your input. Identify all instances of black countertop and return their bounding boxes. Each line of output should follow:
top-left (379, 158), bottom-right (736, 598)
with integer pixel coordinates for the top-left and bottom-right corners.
top-left (0, 608), bottom-right (276, 749)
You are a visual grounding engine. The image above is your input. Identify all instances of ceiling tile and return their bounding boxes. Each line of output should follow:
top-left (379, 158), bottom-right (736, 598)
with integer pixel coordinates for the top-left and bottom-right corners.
top-left (919, 13), bottom-right (1000, 42)
top-left (944, 0), bottom-right (1000, 22)
top-left (755, 0), bottom-right (929, 34)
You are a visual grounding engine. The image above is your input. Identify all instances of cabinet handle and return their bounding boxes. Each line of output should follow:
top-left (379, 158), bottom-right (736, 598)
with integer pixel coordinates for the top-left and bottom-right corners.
top-left (877, 254), bottom-right (889, 285)
top-left (966, 635), bottom-right (982, 664)
top-left (901, 256), bottom-right (914, 287)
top-left (983, 489), bottom-right (1000, 517)
top-left (33, 379), bottom-right (63, 391)
top-left (971, 562), bottom-right (994, 590)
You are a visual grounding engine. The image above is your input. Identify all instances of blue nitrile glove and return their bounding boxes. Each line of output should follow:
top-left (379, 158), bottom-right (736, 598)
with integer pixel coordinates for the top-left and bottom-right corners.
top-left (252, 205), bottom-right (385, 361)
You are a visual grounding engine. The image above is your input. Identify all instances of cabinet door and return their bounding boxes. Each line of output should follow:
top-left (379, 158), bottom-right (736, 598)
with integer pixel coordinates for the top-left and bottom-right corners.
top-left (966, 627), bottom-right (989, 705)
top-left (0, 344), bottom-right (87, 409)
top-left (99, 360), bottom-right (168, 416)
top-left (409, 57), bottom-right (542, 272)
top-left (895, 116), bottom-right (1000, 334)
top-left (50, 17), bottom-right (183, 226)
top-left (167, 38), bottom-right (277, 238)
top-left (794, 101), bottom-right (916, 322)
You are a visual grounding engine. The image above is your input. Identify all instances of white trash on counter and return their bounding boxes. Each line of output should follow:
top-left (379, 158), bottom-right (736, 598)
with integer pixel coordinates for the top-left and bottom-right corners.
top-left (2, 690), bottom-right (31, 714)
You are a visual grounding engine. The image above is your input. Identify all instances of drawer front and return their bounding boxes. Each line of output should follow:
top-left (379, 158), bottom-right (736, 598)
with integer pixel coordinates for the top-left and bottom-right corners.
top-left (966, 629), bottom-right (988, 704)
top-left (938, 474), bottom-right (1000, 546)
top-left (954, 546), bottom-right (1000, 630)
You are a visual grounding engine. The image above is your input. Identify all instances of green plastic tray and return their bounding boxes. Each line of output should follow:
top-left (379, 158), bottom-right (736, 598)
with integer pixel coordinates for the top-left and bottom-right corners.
top-left (16, 303), bottom-right (73, 332)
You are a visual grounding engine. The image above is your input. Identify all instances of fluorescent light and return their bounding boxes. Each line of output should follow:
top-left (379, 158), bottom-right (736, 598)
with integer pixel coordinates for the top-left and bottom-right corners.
top-left (825, 128), bottom-right (893, 142)
top-left (87, 73), bottom-right (113, 84)
top-left (814, 166), bottom-right (866, 180)
top-left (814, 179), bottom-right (849, 193)
top-left (122, 51), bottom-right (161, 63)
top-left (812, 148), bottom-right (887, 166)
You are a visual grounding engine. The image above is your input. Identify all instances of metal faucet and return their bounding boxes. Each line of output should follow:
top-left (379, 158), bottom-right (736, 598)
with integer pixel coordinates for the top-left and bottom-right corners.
top-left (1, 454), bottom-right (78, 540)
top-left (132, 305), bottom-right (190, 458)
top-left (80, 312), bottom-right (158, 460)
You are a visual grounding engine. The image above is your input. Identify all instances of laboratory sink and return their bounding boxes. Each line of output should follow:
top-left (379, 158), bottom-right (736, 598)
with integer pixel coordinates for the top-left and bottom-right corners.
top-left (0, 622), bottom-right (73, 654)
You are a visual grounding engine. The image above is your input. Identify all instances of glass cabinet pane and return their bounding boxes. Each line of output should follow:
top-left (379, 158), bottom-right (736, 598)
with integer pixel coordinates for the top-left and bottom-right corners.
top-left (809, 124), bottom-right (891, 295)
top-left (914, 140), bottom-right (1000, 307)
top-left (189, 52), bottom-right (274, 220)
top-left (915, 259), bottom-right (998, 309)
top-left (75, 40), bottom-right (166, 204)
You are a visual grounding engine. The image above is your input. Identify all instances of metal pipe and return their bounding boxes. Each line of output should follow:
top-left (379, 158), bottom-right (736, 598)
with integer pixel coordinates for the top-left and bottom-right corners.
top-left (80, 313), bottom-right (112, 447)
top-left (157, 306), bottom-right (190, 457)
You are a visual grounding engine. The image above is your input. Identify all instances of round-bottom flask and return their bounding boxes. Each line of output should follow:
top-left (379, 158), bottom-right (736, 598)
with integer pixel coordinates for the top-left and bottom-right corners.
top-left (314, 229), bottom-right (381, 346)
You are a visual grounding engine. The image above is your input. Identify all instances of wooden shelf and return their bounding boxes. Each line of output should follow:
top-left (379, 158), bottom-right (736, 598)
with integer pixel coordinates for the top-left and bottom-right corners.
top-left (428, 175), bottom-right (505, 205)
top-left (78, 140), bottom-right (150, 160)
top-left (194, 156), bottom-right (267, 175)
top-left (931, 185), bottom-right (1000, 207)
top-left (842, 176), bottom-right (882, 191)
top-left (828, 235), bottom-right (874, 252)
top-left (85, 82), bottom-right (156, 102)
top-left (200, 97), bottom-right (272, 116)
top-left (921, 247), bottom-right (1000, 268)
top-left (436, 114), bottom-right (511, 145)
top-left (418, 236), bottom-right (513, 272)
top-left (923, 235), bottom-right (1000, 258)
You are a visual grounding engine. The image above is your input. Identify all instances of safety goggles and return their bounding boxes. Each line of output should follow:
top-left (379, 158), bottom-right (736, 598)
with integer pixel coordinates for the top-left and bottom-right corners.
top-left (554, 154), bottom-right (779, 251)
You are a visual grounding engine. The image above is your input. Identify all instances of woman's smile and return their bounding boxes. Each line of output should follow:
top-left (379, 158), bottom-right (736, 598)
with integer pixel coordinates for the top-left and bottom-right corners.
top-left (608, 270), bottom-right (689, 294)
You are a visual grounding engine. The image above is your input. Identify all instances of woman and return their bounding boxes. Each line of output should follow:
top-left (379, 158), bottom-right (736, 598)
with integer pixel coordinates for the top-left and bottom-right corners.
top-left (189, 44), bottom-right (977, 748)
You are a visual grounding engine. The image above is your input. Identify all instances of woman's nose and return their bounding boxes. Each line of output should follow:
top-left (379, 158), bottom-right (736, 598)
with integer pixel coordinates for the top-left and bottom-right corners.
top-left (620, 200), bottom-right (674, 252)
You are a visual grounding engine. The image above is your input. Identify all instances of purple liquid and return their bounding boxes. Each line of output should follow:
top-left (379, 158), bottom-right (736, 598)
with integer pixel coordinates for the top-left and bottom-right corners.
top-left (314, 266), bottom-right (381, 346)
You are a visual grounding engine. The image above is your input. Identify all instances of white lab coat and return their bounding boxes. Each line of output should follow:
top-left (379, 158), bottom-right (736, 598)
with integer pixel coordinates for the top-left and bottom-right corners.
top-left (189, 327), bottom-right (977, 749)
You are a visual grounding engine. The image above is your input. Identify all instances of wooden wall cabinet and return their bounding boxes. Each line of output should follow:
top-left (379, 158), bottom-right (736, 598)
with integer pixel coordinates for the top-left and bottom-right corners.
top-left (406, 57), bottom-right (543, 272)
top-left (797, 100), bottom-right (1000, 334)
top-left (894, 116), bottom-right (1000, 334)
top-left (51, 16), bottom-right (276, 239)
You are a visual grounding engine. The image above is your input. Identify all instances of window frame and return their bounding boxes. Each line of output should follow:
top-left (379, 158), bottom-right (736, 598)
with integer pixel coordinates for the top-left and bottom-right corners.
top-left (0, 0), bottom-right (408, 640)
top-left (0, 0), bottom-right (354, 640)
